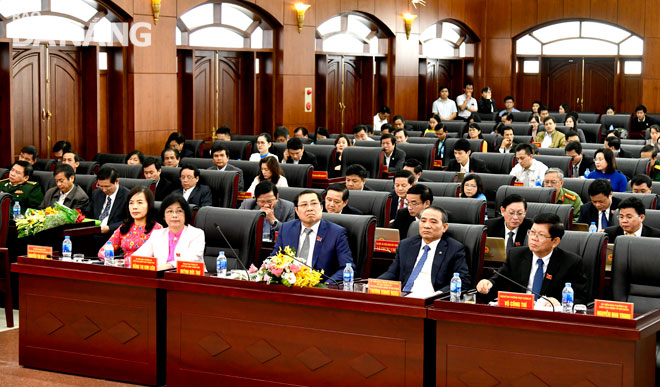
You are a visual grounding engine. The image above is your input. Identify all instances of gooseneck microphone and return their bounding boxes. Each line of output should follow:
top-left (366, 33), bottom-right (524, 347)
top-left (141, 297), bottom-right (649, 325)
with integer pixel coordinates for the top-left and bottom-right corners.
top-left (214, 223), bottom-right (251, 281)
top-left (489, 270), bottom-right (556, 312)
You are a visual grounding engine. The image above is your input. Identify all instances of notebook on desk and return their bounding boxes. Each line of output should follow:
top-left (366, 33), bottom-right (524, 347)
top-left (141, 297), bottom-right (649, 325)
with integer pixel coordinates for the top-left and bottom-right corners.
top-left (375, 227), bottom-right (400, 242)
top-left (485, 237), bottom-right (507, 262)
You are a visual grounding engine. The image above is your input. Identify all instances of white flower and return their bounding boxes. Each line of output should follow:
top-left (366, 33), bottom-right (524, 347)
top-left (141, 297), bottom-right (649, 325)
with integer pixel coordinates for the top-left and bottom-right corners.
top-left (283, 272), bottom-right (297, 285)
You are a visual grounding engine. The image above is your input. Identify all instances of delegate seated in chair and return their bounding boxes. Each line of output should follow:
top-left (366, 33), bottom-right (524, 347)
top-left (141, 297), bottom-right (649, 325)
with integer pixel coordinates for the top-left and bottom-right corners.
top-left (178, 165), bottom-right (212, 208)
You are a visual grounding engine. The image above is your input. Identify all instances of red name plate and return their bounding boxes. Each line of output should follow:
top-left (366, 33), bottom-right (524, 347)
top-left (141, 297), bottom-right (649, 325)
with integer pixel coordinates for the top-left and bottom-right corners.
top-left (498, 291), bottom-right (534, 310)
top-left (131, 256), bottom-right (158, 271)
top-left (513, 181), bottom-right (525, 186)
top-left (177, 261), bottom-right (205, 276)
top-left (433, 160), bottom-right (443, 168)
top-left (27, 245), bottom-right (53, 260)
top-left (594, 299), bottom-right (634, 319)
top-left (312, 171), bottom-right (328, 179)
top-left (374, 240), bottom-right (399, 253)
top-left (368, 278), bottom-right (401, 296)
top-left (533, 142), bottom-right (542, 147)
top-left (237, 192), bottom-right (252, 200)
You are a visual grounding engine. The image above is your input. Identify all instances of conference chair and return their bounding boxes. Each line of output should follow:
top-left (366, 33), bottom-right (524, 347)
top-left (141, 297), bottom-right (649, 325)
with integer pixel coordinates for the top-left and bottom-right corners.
top-left (495, 186), bottom-right (557, 215)
top-left (279, 163), bottom-right (313, 188)
top-left (470, 152), bottom-right (516, 174)
top-left (33, 158), bottom-right (56, 172)
top-left (512, 112), bottom-right (532, 122)
top-left (322, 213), bottom-right (376, 279)
top-left (354, 140), bottom-right (381, 148)
top-left (74, 175), bottom-right (98, 198)
top-left (181, 158), bottom-right (214, 170)
top-left (368, 135), bottom-right (381, 142)
top-left (425, 182), bottom-right (460, 198)
top-left (347, 190), bottom-right (392, 227)
top-left (212, 140), bottom-right (253, 160)
top-left (549, 112), bottom-right (566, 123)
top-left (194, 207), bottom-right (264, 272)
top-left (619, 144), bottom-right (644, 158)
top-left (526, 203), bottom-right (574, 230)
top-left (341, 147), bottom-right (385, 179)
top-left (442, 121), bottom-right (467, 136)
top-left (475, 122), bottom-right (496, 133)
top-left (199, 169), bottom-right (240, 208)
top-left (477, 112), bottom-right (497, 122)
top-left (364, 178), bottom-right (394, 192)
top-left (397, 143), bottom-right (436, 170)
top-left (184, 139), bottom-right (204, 158)
top-left (315, 138), bottom-right (337, 146)
top-left (407, 137), bottom-right (440, 146)
top-left (0, 168), bottom-right (5, 179)
top-left (76, 161), bottom-right (99, 175)
top-left (0, 193), bottom-right (13, 327)
top-left (271, 142), bottom-right (287, 155)
top-left (119, 178), bottom-right (156, 194)
top-left (514, 135), bottom-right (534, 144)
top-left (611, 192), bottom-right (657, 210)
top-left (329, 134), bottom-right (354, 140)
top-left (277, 187), bottom-right (324, 204)
top-left (615, 158), bottom-right (650, 180)
top-left (509, 123), bottom-right (532, 136)
top-left (420, 170), bottom-right (458, 183)
top-left (576, 123), bottom-right (604, 143)
top-left (94, 153), bottom-right (128, 165)
top-left (620, 139), bottom-right (646, 145)
top-left (407, 130), bottom-right (423, 138)
top-left (578, 113), bottom-right (600, 124)
top-left (304, 145), bottom-right (336, 172)
top-left (407, 221), bottom-right (487, 286)
top-left (31, 170), bottom-right (56, 194)
top-left (100, 163), bottom-right (143, 179)
top-left (227, 160), bottom-right (259, 191)
top-left (473, 173), bottom-right (516, 203)
top-left (533, 155), bottom-right (573, 177)
top-left (231, 135), bottom-right (258, 145)
top-left (559, 230), bottom-right (608, 301)
top-left (563, 178), bottom-right (595, 203)
top-left (432, 197), bottom-right (487, 225)
top-left (406, 120), bottom-right (428, 132)
top-left (600, 114), bottom-right (631, 132)
top-left (538, 148), bottom-right (566, 156)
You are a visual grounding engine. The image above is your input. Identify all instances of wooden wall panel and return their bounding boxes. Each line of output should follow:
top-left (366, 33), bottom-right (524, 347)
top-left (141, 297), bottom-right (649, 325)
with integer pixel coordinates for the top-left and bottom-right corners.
top-left (132, 73), bottom-right (177, 155)
top-left (641, 79), bottom-right (660, 113)
top-left (282, 75), bottom-right (315, 128)
top-left (134, 0), bottom-right (174, 17)
top-left (485, 39), bottom-right (512, 77)
top-left (357, 0), bottom-right (375, 14)
top-left (315, 0), bottom-right (340, 25)
top-left (590, 0), bottom-right (617, 23)
top-left (642, 38), bottom-right (660, 79)
top-left (450, 0), bottom-right (466, 21)
top-left (374, 0), bottom-right (397, 34)
top-left (437, 0), bottom-right (451, 20)
top-left (283, 0), bottom-right (316, 27)
top-left (395, 0), bottom-right (412, 34)
top-left (111, 0), bottom-right (133, 16)
top-left (620, 76), bottom-right (642, 113)
top-left (486, 77), bottom-right (512, 107)
top-left (510, 0), bottom-right (537, 37)
top-left (256, 0), bottom-right (284, 24)
top-left (419, 0), bottom-right (439, 33)
top-left (395, 32), bottom-right (419, 77)
top-left (464, 0), bottom-right (485, 39)
top-left (537, 0), bottom-right (564, 25)
top-left (567, 0), bottom-right (590, 18)
top-left (99, 73), bottom-right (108, 153)
top-left (644, 0), bottom-right (660, 38)
top-left (282, 26), bottom-right (315, 76)
top-left (617, 0), bottom-right (644, 36)
top-left (394, 76), bottom-right (417, 119)
top-left (130, 15), bottom-right (176, 74)
top-left (486, 0), bottom-right (511, 38)
top-left (340, 0), bottom-right (358, 11)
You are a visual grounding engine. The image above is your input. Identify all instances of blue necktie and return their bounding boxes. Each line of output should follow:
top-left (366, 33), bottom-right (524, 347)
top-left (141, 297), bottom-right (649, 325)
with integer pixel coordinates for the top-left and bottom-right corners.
top-left (403, 245), bottom-right (430, 292)
top-left (601, 212), bottom-right (608, 229)
top-left (99, 197), bottom-right (112, 221)
top-left (531, 258), bottom-right (544, 300)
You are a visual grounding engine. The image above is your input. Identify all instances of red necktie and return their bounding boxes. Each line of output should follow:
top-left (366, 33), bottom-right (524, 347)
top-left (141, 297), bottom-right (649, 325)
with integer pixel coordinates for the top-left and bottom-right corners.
top-left (399, 198), bottom-right (405, 209)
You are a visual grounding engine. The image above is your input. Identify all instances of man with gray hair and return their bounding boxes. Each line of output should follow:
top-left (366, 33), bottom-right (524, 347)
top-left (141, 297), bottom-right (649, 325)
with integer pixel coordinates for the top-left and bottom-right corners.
top-left (542, 167), bottom-right (582, 222)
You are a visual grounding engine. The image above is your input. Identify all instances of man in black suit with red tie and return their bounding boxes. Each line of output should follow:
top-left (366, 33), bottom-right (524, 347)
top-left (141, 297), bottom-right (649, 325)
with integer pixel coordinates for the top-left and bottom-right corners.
top-left (577, 179), bottom-right (621, 231)
top-left (143, 158), bottom-right (179, 201)
top-left (604, 197), bottom-right (660, 241)
top-left (445, 138), bottom-right (489, 173)
top-left (282, 137), bottom-right (318, 170)
top-left (389, 170), bottom-right (415, 220)
top-left (485, 194), bottom-right (533, 255)
top-left (565, 141), bottom-right (594, 178)
top-left (477, 213), bottom-right (588, 305)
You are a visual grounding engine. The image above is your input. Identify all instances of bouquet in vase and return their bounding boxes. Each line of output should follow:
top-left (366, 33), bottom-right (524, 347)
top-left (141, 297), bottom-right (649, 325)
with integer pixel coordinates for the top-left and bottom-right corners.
top-left (249, 246), bottom-right (325, 288)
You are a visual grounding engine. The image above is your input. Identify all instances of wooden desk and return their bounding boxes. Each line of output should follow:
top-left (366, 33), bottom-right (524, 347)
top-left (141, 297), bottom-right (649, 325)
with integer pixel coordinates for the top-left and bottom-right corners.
top-left (429, 300), bottom-right (660, 386)
top-left (163, 272), bottom-right (436, 386)
top-left (11, 257), bottom-right (165, 386)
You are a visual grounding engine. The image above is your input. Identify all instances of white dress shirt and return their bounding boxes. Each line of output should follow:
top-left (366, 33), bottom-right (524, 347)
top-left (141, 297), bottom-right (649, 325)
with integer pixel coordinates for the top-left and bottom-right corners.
top-left (527, 251), bottom-right (552, 294)
top-left (598, 206), bottom-right (611, 231)
top-left (505, 224), bottom-right (519, 247)
top-left (432, 98), bottom-right (457, 118)
top-left (456, 94), bottom-right (478, 119)
top-left (509, 159), bottom-right (549, 187)
top-left (373, 114), bottom-right (387, 132)
top-left (182, 186), bottom-right (194, 201)
top-left (541, 131), bottom-right (553, 148)
top-left (100, 189), bottom-right (119, 228)
top-left (299, 220), bottom-right (321, 267)
top-left (459, 160), bottom-right (470, 173)
top-left (57, 186), bottom-right (73, 205)
top-left (410, 238), bottom-right (441, 296)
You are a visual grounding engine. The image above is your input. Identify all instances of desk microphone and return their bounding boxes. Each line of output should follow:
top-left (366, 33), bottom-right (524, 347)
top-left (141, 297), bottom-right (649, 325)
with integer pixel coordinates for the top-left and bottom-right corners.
top-left (214, 223), bottom-right (251, 281)
top-left (489, 270), bottom-right (556, 312)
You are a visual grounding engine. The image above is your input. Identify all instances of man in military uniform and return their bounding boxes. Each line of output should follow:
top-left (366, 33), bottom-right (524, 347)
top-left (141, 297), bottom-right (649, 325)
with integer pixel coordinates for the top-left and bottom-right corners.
top-left (0, 160), bottom-right (44, 213)
top-left (543, 168), bottom-right (582, 222)
top-left (640, 145), bottom-right (660, 182)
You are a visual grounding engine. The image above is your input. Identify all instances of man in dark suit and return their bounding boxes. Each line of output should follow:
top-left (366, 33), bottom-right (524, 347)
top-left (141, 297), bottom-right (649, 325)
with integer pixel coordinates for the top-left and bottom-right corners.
top-left (390, 170), bottom-right (414, 220)
top-left (86, 167), bottom-right (129, 247)
top-left (577, 179), bottom-right (621, 231)
top-left (179, 165), bottom-right (212, 208)
top-left (240, 180), bottom-right (295, 240)
top-left (381, 134), bottom-right (406, 172)
top-left (271, 190), bottom-right (354, 282)
top-left (143, 158), bottom-right (179, 201)
top-left (477, 213), bottom-right (588, 305)
top-left (605, 197), bottom-right (660, 242)
top-left (565, 141), bottom-right (594, 178)
top-left (630, 174), bottom-right (660, 210)
top-left (390, 184), bottom-right (433, 239)
top-left (39, 164), bottom-right (89, 210)
top-left (324, 183), bottom-right (363, 215)
top-left (486, 194), bottom-right (533, 255)
top-left (403, 159), bottom-right (432, 183)
top-left (282, 137), bottom-right (318, 170)
top-left (605, 135), bottom-right (632, 158)
top-left (446, 138), bottom-right (489, 173)
top-left (208, 143), bottom-right (244, 191)
top-left (345, 164), bottom-right (372, 191)
top-left (380, 206), bottom-right (470, 294)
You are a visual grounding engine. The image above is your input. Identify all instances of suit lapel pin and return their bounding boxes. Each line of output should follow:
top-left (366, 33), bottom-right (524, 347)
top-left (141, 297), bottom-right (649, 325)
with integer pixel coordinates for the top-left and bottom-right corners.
top-left (316, 236), bottom-right (322, 242)
top-left (545, 273), bottom-right (552, 280)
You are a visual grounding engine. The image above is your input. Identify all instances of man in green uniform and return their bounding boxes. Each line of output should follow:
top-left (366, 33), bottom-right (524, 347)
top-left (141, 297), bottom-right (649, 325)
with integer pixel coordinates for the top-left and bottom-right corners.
top-left (543, 168), bottom-right (582, 222)
top-left (0, 160), bottom-right (44, 213)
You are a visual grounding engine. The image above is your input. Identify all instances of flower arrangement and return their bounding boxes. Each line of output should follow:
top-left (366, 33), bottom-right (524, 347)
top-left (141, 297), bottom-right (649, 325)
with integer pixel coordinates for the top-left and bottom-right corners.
top-left (16, 202), bottom-right (98, 238)
top-left (249, 246), bottom-right (325, 288)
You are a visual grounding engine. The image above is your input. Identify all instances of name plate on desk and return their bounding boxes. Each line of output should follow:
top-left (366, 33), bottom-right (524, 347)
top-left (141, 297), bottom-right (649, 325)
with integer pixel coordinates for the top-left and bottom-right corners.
top-left (177, 261), bottom-right (204, 276)
top-left (513, 181), bottom-right (524, 187)
top-left (237, 192), bottom-right (252, 200)
top-left (594, 299), bottom-right (634, 319)
top-left (131, 256), bottom-right (157, 271)
top-left (374, 240), bottom-right (399, 253)
top-left (312, 171), bottom-right (328, 179)
top-left (368, 279), bottom-right (401, 296)
top-left (27, 245), bottom-right (53, 259)
top-left (498, 291), bottom-right (534, 310)
top-left (433, 160), bottom-right (442, 168)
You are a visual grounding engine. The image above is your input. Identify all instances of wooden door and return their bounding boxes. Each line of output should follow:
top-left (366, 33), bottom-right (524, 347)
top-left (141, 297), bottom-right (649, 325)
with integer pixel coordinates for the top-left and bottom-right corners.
top-left (582, 58), bottom-right (614, 113)
top-left (325, 56), bottom-right (341, 132)
top-left (543, 58), bottom-right (581, 112)
top-left (342, 56), bottom-right (362, 132)
top-left (193, 51), bottom-right (214, 140)
top-left (12, 48), bottom-right (44, 154)
top-left (217, 53), bottom-right (240, 133)
top-left (48, 47), bottom-right (82, 152)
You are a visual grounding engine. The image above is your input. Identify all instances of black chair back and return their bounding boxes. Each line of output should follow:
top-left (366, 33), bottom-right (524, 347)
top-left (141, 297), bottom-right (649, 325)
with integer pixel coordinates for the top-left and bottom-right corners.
top-left (304, 145), bottom-right (336, 172)
top-left (94, 153), bottom-right (128, 165)
top-left (184, 139), bottom-right (204, 158)
top-left (315, 138), bottom-right (337, 146)
top-left (425, 182), bottom-right (460, 197)
top-left (212, 140), bottom-right (252, 161)
top-left (195, 207), bottom-right (264, 272)
top-left (538, 148), bottom-right (566, 156)
top-left (549, 112), bottom-right (566, 123)
top-left (420, 170), bottom-right (458, 182)
top-left (615, 158), bottom-right (649, 180)
top-left (0, 192), bottom-right (11, 247)
top-left (354, 140), bottom-right (381, 148)
top-left (509, 123), bottom-right (532, 136)
top-left (576, 123), bottom-right (603, 143)
top-left (181, 158), bottom-right (214, 170)
top-left (227, 160), bottom-right (259, 191)
top-left (0, 168), bottom-right (6, 179)
top-left (612, 236), bottom-right (660, 313)
top-left (471, 152), bottom-right (516, 174)
top-left (322, 213), bottom-right (376, 278)
top-left (559, 231), bottom-right (607, 301)
top-left (364, 178), bottom-right (393, 192)
top-left (577, 113), bottom-right (600, 123)
top-left (277, 187), bottom-right (324, 204)
top-left (495, 186), bottom-right (557, 214)
top-left (74, 175), bottom-right (98, 198)
top-left (432, 197), bottom-right (486, 224)
top-left (619, 144), bottom-right (644, 158)
top-left (32, 171), bottom-right (55, 194)
top-left (160, 167), bottom-right (181, 189)
top-left (600, 114), bottom-right (631, 131)
top-left (512, 111), bottom-right (532, 122)
top-left (533, 155), bottom-right (573, 176)
top-left (526, 203), bottom-right (574, 230)
top-left (612, 192), bottom-right (657, 210)
top-left (77, 161), bottom-right (99, 175)
top-left (407, 137), bottom-right (439, 145)
top-left (33, 158), bottom-right (56, 172)
top-left (231, 135), bottom-right (258, 145)
top-left (563, 178), bottom-right (595, 203)
top-left (341, 147), bottom-right (384, 179)
top-left (407, 130), bottom-right (422, 138)
top-left (279, 163), bottom-right (313, 188)
top-left (100, 163), bottom-right (142, 179)
top-left (199, 170), bottom-right (239, 208)
top-left (406, 120), bottom-right (428, 132)
top-left (347, 190), bottom-right (392, 227)
top-left (397, 143), bottom-right (436, 170)
top-left (442, 121), bottom-right (467, 136)
top-left (119, 178), bottom-right (155, 194)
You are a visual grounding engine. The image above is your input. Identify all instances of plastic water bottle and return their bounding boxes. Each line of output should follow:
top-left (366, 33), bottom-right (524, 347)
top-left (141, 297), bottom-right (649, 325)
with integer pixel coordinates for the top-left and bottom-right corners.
top-left (104, 241), bottom-right (114, 266)
top-left (12, 201), bottom-right (20, 220)
top-left (562, 282), bottom-right (574, 313)
top-left (588, 222), bottom-right (598, 233)
top-left (61, 236), bottom-right (72, 260)
top-left (450, 273), bottom-right (462, 302)
top-left (484, 213), bottom-right (488, 222)
top-left (535, 176), bottom-right (542, 187)
top-left (343, 263), bottom-right (354, 291)
top-left (584, 168), bottom-right (590, 179)
top-left (216, 251), bottom-right (227, 277)
top-left (609, 124), bottom-right (614, 133)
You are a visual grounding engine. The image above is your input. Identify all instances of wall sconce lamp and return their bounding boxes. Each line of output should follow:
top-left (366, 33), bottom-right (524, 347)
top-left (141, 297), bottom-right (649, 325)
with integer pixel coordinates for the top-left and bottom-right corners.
top-left (294, 2), bottom-right (311, 33)
top-left (403, 13), bottom-right (417, 40)
top-left (152, 0), bottom-right (161, 25)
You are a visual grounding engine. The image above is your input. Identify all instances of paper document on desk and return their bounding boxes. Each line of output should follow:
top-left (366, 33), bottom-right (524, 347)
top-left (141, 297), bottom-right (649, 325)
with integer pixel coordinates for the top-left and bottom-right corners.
top-left (405, 290), bottom-right (443, 299)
